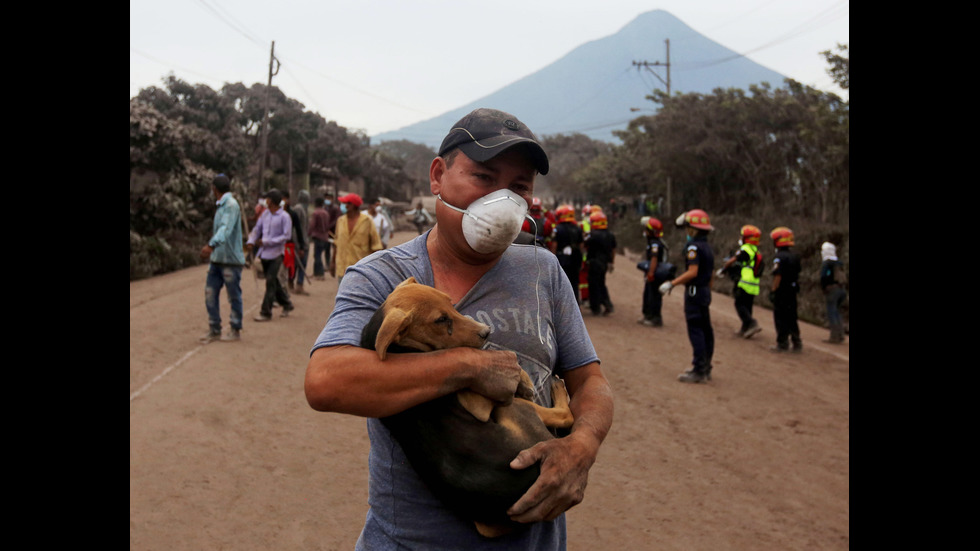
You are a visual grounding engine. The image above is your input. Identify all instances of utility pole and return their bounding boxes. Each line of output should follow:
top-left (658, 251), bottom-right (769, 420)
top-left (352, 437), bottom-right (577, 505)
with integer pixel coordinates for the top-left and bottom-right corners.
top-left (256, 41), bottom-right (280, 198)
top-left (633, 39), bottom-right (673, 216)
top-left (632, 39), bottom-right (670, 96)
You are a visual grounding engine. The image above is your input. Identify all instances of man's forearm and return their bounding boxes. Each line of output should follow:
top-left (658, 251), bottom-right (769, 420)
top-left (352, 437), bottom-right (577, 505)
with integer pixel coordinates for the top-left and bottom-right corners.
top-left (565, 364), bottom-right (613, 454)
top-left (305, 345), bottom-right (523, 418)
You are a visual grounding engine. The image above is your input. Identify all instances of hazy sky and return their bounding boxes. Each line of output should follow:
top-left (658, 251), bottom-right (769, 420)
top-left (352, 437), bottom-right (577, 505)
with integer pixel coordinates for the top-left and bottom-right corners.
top-left (130, 0), bottom-right (848, 137)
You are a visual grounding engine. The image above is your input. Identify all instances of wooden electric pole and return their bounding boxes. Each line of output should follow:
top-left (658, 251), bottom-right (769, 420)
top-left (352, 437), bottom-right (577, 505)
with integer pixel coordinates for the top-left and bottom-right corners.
top-left (256, 41), bottom-right (280, 198)
top-left (633, 39), bottom-right (672, 216)
top-left (632, 38), bottom-right (670, 96)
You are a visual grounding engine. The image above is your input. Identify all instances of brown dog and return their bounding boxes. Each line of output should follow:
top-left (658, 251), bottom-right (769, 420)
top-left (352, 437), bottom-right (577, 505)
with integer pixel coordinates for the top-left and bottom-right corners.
top-left (359, 276), bottom-right (574, 538)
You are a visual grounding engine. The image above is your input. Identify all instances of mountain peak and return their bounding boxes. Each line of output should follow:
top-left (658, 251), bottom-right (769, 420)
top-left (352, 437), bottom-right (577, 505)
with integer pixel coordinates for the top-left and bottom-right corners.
top-left (374, 10), bottom-right (785, 148)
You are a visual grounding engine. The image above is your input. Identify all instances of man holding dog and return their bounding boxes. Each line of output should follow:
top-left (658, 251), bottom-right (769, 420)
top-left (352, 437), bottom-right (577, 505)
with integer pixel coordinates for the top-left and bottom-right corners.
top-left (306, 108), bottom-right (614, 549)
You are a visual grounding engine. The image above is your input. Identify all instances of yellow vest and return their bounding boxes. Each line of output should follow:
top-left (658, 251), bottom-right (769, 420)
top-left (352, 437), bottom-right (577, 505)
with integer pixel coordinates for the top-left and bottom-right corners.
top-left (737, 243), bottom-right (761, 296)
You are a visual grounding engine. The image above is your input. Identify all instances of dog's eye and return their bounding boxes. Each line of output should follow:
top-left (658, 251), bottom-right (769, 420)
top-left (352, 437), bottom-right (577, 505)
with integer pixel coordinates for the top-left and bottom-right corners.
top-left (435, 314), bottom-right (454, 335)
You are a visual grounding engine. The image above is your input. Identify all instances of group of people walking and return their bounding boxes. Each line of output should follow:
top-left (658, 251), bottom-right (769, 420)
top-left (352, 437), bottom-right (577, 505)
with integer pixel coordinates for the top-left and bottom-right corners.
top-left (199, 172), bottom-right (395, 343)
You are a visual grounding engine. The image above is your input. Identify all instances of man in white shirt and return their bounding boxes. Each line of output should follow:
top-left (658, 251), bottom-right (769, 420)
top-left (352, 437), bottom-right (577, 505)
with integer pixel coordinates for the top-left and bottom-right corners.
top-left (367, 197), bottom-right (393, 249)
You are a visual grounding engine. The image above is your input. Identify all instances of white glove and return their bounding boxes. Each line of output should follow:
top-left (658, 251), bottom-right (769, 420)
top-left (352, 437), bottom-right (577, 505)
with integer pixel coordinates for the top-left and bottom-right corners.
top-left (659, 281), bottom-right (674, 295)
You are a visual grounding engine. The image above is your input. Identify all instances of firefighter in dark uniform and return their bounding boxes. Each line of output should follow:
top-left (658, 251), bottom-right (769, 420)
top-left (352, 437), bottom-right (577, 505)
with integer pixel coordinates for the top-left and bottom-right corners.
top-left (549, 204), bottom-right (584, 301)
top-left (769, 226), bottom-right (803, 352)
top-left (660, 209), bottom-right (716, 383)
top-left (584, 210), bottom-right (616, 316)
top-left (640, 217), bottom-right (668, 327)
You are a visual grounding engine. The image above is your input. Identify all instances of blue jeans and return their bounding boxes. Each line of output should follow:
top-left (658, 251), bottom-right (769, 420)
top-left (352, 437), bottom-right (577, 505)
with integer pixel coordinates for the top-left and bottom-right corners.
top-left (205, 263), bottom-right (243, 331)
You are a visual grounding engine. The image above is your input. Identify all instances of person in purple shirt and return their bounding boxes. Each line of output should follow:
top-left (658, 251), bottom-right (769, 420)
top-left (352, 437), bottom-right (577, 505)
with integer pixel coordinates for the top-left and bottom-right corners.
top-left (246, 188), bottom-right (295, 321)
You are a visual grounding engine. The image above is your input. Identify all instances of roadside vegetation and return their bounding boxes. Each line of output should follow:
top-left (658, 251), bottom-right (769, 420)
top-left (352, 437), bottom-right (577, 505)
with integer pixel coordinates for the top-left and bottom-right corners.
top-left (130, 45), bottom-right (848, 327)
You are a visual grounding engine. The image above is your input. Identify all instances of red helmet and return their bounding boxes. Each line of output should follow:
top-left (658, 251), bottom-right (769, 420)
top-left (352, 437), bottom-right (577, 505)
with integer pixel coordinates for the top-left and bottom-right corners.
top-left (530, 197), bottom-right (543, 212)
top-left (770, 226), bottom-right (795, 247)
top-left (556, 204), bottom-right (576, 223)
top-left (589, 211), bottom-right (608, 229)
top-left (645, 217), bottom-right (663, 237)
top-left (740, 224), bottom-right (761, 245)
top-left (683, 209), bottom-right (714, 231)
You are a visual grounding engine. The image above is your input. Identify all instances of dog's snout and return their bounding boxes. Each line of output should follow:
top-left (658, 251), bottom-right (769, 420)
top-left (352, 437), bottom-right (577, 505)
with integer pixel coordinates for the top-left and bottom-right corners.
top-left (478, 325), bottom-right (491, 340)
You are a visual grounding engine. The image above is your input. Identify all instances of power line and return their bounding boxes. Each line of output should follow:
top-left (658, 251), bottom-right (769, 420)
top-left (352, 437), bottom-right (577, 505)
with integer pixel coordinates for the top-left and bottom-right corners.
top-left (189, 0), bottom-right (429, 116)
top-left (677, 1), bottom-right (848, 72)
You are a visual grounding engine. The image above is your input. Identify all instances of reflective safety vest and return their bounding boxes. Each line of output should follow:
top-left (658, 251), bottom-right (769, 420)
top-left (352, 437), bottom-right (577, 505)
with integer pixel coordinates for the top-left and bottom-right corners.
top-left (737, 243), bottom-right (761, 296)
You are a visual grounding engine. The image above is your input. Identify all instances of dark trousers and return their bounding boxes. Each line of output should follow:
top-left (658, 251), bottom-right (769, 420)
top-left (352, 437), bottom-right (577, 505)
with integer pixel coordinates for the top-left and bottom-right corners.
top-left (587, 259), bottom-right (612, 313)
top-left (824, 286), bottom-right (847, 339)
top-left (312, 238), bottom-right (330, 277)
top-left (773, 290), bottom-right (801, 348)
top-left (642, 279), bottom-right (663, 321)
top-left (260, 255), bottom-right (292, 316)
top-left (684, 287), bottom-right (714, 372)
top-left (734, 287), bottom-right (757, 331)
top-left (557, 254), bottom-right (581, 301)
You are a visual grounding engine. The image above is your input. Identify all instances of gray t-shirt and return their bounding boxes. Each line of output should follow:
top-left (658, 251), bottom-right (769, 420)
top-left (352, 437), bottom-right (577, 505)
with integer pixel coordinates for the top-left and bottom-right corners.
top-left (311, 231), bottom-right (599, 550)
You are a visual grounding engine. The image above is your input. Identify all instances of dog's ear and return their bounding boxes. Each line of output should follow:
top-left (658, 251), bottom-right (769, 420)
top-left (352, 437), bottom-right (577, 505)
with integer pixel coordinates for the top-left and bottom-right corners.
top-left (456, 390), bottom-right (495, 423)
top-left (395, 276), bottom-right (417, 288)
top-left (375, 307), bottom-right (411, 360)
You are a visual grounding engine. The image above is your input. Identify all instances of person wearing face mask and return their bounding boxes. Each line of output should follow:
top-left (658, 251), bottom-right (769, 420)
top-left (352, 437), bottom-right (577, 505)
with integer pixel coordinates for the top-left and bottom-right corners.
top-left (660, 209), bottom-right (716, 383)
top-left (305, 108), bottom-right (613, 550)
top-left (328, 193), bottom-right (382, 285)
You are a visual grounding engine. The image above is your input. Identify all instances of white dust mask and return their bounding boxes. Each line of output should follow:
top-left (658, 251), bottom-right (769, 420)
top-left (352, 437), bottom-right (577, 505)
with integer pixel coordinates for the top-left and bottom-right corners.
top-left (438, 189), bottom-right (529, 254)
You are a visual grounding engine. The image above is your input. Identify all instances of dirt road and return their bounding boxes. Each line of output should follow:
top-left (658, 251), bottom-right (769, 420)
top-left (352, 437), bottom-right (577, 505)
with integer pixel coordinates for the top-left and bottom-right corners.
top-left (130, 230), bottom-right (848, 550)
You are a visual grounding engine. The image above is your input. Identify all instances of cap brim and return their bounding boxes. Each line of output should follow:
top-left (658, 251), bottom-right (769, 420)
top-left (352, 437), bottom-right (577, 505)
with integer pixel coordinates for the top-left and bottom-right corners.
top-left (458, 137), bottom-right (550, 175)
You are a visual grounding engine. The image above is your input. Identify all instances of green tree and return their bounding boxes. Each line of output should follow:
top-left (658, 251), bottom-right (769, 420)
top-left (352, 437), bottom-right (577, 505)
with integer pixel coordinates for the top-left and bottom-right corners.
top-left (821, 44), bottom-right (849, 90)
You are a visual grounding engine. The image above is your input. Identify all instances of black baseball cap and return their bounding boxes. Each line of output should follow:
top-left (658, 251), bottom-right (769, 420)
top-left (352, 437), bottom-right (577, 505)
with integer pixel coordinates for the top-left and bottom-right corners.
top-left (438, 108), bottom-right (549, 175)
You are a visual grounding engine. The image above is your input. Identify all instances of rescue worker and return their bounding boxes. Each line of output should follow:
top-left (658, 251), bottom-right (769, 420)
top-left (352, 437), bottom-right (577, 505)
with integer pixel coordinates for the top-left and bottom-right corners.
top-left (584, 210), bottom-right (616, 316)
top-left (769, 227), bottom-right (803, 353)
top-left (719, 225), bottom-right (763, 338)
top-left (819, 242), bottom-right (847, 344)
top-left (527, 197), bottom-right (548, 246)
top-left (639, 217), bottom-right (668, 327)
top-left (660, 209), bottom-right (715, 383)
top-left (549, 204), bottom-right (584, 301)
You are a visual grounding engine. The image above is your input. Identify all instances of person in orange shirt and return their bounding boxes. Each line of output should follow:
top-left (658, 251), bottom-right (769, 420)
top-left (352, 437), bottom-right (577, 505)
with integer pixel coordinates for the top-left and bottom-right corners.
top-left (329, 193), bottom-right (383, 285)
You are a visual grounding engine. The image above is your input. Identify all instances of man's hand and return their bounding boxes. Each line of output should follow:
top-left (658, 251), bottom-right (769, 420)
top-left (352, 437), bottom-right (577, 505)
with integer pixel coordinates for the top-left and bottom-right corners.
top-left (199, 244), bottom-right (214, 260)
top-left (465, 349), bottom-right (523, 405)
top-left (506, 433), bottom-right (596, 523)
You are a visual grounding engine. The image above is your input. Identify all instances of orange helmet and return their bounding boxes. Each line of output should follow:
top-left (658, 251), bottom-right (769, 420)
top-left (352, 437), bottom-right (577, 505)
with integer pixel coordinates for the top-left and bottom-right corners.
top-left (555, 204), bottom-right (576, 223)
top-left (589, 211), bottom-right (608, 229)
top-left (682, 209), bottom-right (714, 231)
top-left (740, 225), bottom-right (761, 245)
top-left (770, 226), bottom-right (794, 247)
top-left (645, 217), bottom-right (663, 237)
